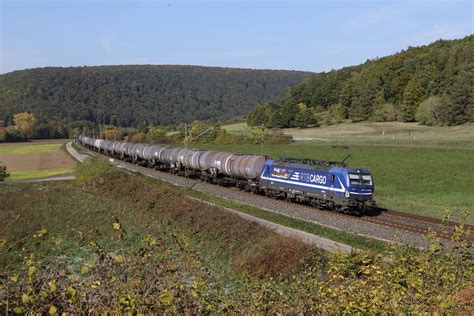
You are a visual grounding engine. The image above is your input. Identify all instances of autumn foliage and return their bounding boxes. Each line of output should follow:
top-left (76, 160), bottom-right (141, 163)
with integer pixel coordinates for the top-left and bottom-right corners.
top-left (1, 161), bottom-right (472, 313)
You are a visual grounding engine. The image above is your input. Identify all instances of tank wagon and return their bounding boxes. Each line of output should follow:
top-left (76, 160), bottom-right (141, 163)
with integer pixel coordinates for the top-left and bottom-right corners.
top-left (77, 135), bottom-right (375, 213)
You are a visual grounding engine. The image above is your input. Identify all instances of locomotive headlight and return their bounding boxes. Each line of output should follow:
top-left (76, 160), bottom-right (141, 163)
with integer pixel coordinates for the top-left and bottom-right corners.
top-left (345, 191), bottom-right (350, 197)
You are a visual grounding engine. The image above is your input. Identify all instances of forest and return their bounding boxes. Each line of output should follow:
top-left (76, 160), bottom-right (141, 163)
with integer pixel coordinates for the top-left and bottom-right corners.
top-left (248, 35), bottom-right (473, 128)
top-left (0, 65), bottom-right (311, 136)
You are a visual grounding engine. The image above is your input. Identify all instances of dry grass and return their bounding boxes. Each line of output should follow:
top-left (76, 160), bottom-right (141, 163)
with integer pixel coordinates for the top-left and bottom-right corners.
top-left (102, 173), bottom-right (314, 277)
top-left (283, 122), bottom-right (474, 146)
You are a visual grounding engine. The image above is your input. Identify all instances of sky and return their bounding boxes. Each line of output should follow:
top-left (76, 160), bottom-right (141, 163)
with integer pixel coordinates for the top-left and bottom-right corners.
top-left (1, 0), bottom-right (472, 74)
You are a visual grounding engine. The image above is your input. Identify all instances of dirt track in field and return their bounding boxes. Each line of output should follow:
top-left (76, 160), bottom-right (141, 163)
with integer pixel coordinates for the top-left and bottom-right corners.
top-left (0, 150), bottom-right (75, 172)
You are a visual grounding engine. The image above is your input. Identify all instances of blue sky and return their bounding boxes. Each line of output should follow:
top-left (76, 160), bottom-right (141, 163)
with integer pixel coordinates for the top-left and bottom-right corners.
top-left (1, 0), bottom-right (472, 74)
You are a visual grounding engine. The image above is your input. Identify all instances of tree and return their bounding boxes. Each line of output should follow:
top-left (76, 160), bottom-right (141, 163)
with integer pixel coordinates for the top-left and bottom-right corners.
top-left (131, 132), bottom-right (147, 143)
top-left (294, 103), bottom-right (317, 128)
top-left (0, 162), bottom-right (9, 181)
top-left (13, 112), bottom-right (37, 138)
top-left (402, 79), bottom-right (423, 122)
top-left (371, 103), bottom-right (398, 122)
top-left (148, 126), bottom-right (167, 141)
top-left (328, 104), bottom-right (346, 123)
top-left (100, 126), bottom-right (124, 140)
top-left (436, 74), bottom-right (472, 125)
top-left (247, 104), bottom-right (268, 127)
top-left (416, 96), bottom-right (442, 126)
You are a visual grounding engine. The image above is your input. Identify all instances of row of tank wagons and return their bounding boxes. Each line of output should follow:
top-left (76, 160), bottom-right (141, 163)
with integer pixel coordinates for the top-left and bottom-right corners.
top-left (78, 136), bottom-right (266, 181)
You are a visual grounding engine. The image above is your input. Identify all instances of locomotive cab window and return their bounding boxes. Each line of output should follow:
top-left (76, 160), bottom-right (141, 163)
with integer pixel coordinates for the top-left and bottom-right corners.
top-left (349, 173), bottom-right (373, 186)
top-left (362, 175), bottom-right (373, 185)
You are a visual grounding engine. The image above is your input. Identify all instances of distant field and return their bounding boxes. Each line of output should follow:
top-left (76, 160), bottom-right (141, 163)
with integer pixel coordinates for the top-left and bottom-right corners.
top-left (0, 140), bottom-right (74, 180)
top-left (283, 122), bottom-right (474, 147)
top-left (194, 140), bottom-right (473, 223)
top-left (222, 122), bottom-right (250, 134)
top-left (223, 122), bottom-right (474, 147)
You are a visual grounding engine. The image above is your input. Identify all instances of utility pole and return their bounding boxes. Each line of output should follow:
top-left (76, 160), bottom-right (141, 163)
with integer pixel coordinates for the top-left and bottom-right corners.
top-left (184, 123), bottom-right (188, 177)
top-left (260, 124), bottom-right (265, 155)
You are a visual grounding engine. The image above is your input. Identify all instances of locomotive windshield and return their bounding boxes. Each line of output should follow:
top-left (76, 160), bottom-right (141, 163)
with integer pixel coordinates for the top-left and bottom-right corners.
top-left (348, 173), bottom-right (373, 186)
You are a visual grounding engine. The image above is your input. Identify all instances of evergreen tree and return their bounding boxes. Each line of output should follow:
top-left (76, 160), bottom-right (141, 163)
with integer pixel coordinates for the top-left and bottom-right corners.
top-left (402, 79), bottom-right (423, 122)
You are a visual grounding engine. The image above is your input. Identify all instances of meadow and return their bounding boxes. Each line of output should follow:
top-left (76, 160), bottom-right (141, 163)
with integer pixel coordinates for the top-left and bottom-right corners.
top-left (209, 122), bottom-right (474, 222)
top-left (0, 140), bottom-right (75, 180)
top-left (1, 161), bottom-right (471, 313)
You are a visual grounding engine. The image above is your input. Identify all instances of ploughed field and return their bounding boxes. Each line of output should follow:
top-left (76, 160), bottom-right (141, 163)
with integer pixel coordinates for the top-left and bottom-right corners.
top-left (1, 165), bottom-right (472, 313)
top-left (194, 141), bottom-right (473, 223)
top-left (0, 140), bottom-right (75, 180)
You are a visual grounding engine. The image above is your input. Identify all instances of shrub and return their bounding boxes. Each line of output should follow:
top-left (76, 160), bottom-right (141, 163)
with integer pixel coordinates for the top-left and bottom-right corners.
top-left (247, 129), bottom-right (293, 145)
top-left (131, 132), bottom-right (147, 143)
top-left (74, 157), bottom-right (119, 190)
top-left (370, 103), bottom-right (398, 122)
top-left (214, 130), bottom-right (246, 145)
top-left (0, 162), bottom-right (9, 181)
top-left (328, 103), bottom-right (346, 123)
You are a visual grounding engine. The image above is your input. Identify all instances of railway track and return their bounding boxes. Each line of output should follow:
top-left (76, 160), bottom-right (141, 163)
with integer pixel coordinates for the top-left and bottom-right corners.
top-left (258, 195), bottom-right (473, 242)
top-left (364, 208), bottom-right (473, 242)
top-left (77, 143), bottom-right (473, 243)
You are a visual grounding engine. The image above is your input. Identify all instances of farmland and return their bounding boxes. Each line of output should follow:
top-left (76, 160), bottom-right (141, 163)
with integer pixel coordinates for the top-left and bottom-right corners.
top-left (0, 140), bottom-right (75, 180)
top-left (212, 122), bottom-right (474, 222)
top-left (1, 163), bottom-right (472, 313)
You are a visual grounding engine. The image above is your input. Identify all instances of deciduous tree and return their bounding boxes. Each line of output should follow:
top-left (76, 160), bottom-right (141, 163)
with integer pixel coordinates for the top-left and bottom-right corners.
top-left (402, 79), bottom-right (423, 122)
top-left (13, 112), bottom-right (37, 138)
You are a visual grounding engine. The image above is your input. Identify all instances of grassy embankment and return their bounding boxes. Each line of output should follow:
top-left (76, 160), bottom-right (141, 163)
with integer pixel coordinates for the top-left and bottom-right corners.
top-left (0, 140), bottom-right (75, 180)
top-left (219, 122), bottom-right (474, 222)
top-left (1, 160), bottom-right (472, 313)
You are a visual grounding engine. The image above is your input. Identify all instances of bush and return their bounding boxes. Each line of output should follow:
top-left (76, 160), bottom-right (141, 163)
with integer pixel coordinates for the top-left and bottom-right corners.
top-left (2, 127), bottom-right (28, 142)
top-left (328, 104), bottom-right (346, 123)
top-left (214, 130), bottom-right (246, 145)
top-left (247, 129), bottom-right (293, 145)
top-left (131, 132), bottom-right (147, 143)
top-left (370, 103), bottom-right (398, 122)
top-left (0, 162), bottom-right (9, 181)
top-left (74, 157), bottom-right (119, 190)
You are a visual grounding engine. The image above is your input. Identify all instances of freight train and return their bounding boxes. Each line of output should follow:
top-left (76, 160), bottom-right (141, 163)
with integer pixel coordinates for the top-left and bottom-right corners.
top-left (78, 136), bottom-right (376, 213)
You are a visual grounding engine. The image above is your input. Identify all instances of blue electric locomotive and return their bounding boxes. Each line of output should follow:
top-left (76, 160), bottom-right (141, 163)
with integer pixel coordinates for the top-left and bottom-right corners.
top-left (259, 157), bottom-right (375, 212)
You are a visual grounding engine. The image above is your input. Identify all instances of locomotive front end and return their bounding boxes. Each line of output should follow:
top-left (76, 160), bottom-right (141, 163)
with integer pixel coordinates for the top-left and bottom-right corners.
top-left (342, 168), bottom-right (376, 210)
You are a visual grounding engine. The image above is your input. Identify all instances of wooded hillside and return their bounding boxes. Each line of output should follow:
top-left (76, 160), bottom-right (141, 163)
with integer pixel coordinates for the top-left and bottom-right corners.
top-left (0, 65), bottom-right (311, 128)
top-left (248, 35), bottom-right (473, 128)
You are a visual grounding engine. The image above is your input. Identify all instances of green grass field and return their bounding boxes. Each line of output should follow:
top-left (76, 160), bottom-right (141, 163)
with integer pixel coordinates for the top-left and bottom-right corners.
top-left (221, 122), bottom-right (251, 134)
top-left (193, 141), bottom-right (473, 223)
top-left (0, 143), bottom-right (63, 154)
top-left (8, 168), bottom-right (73, 180)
